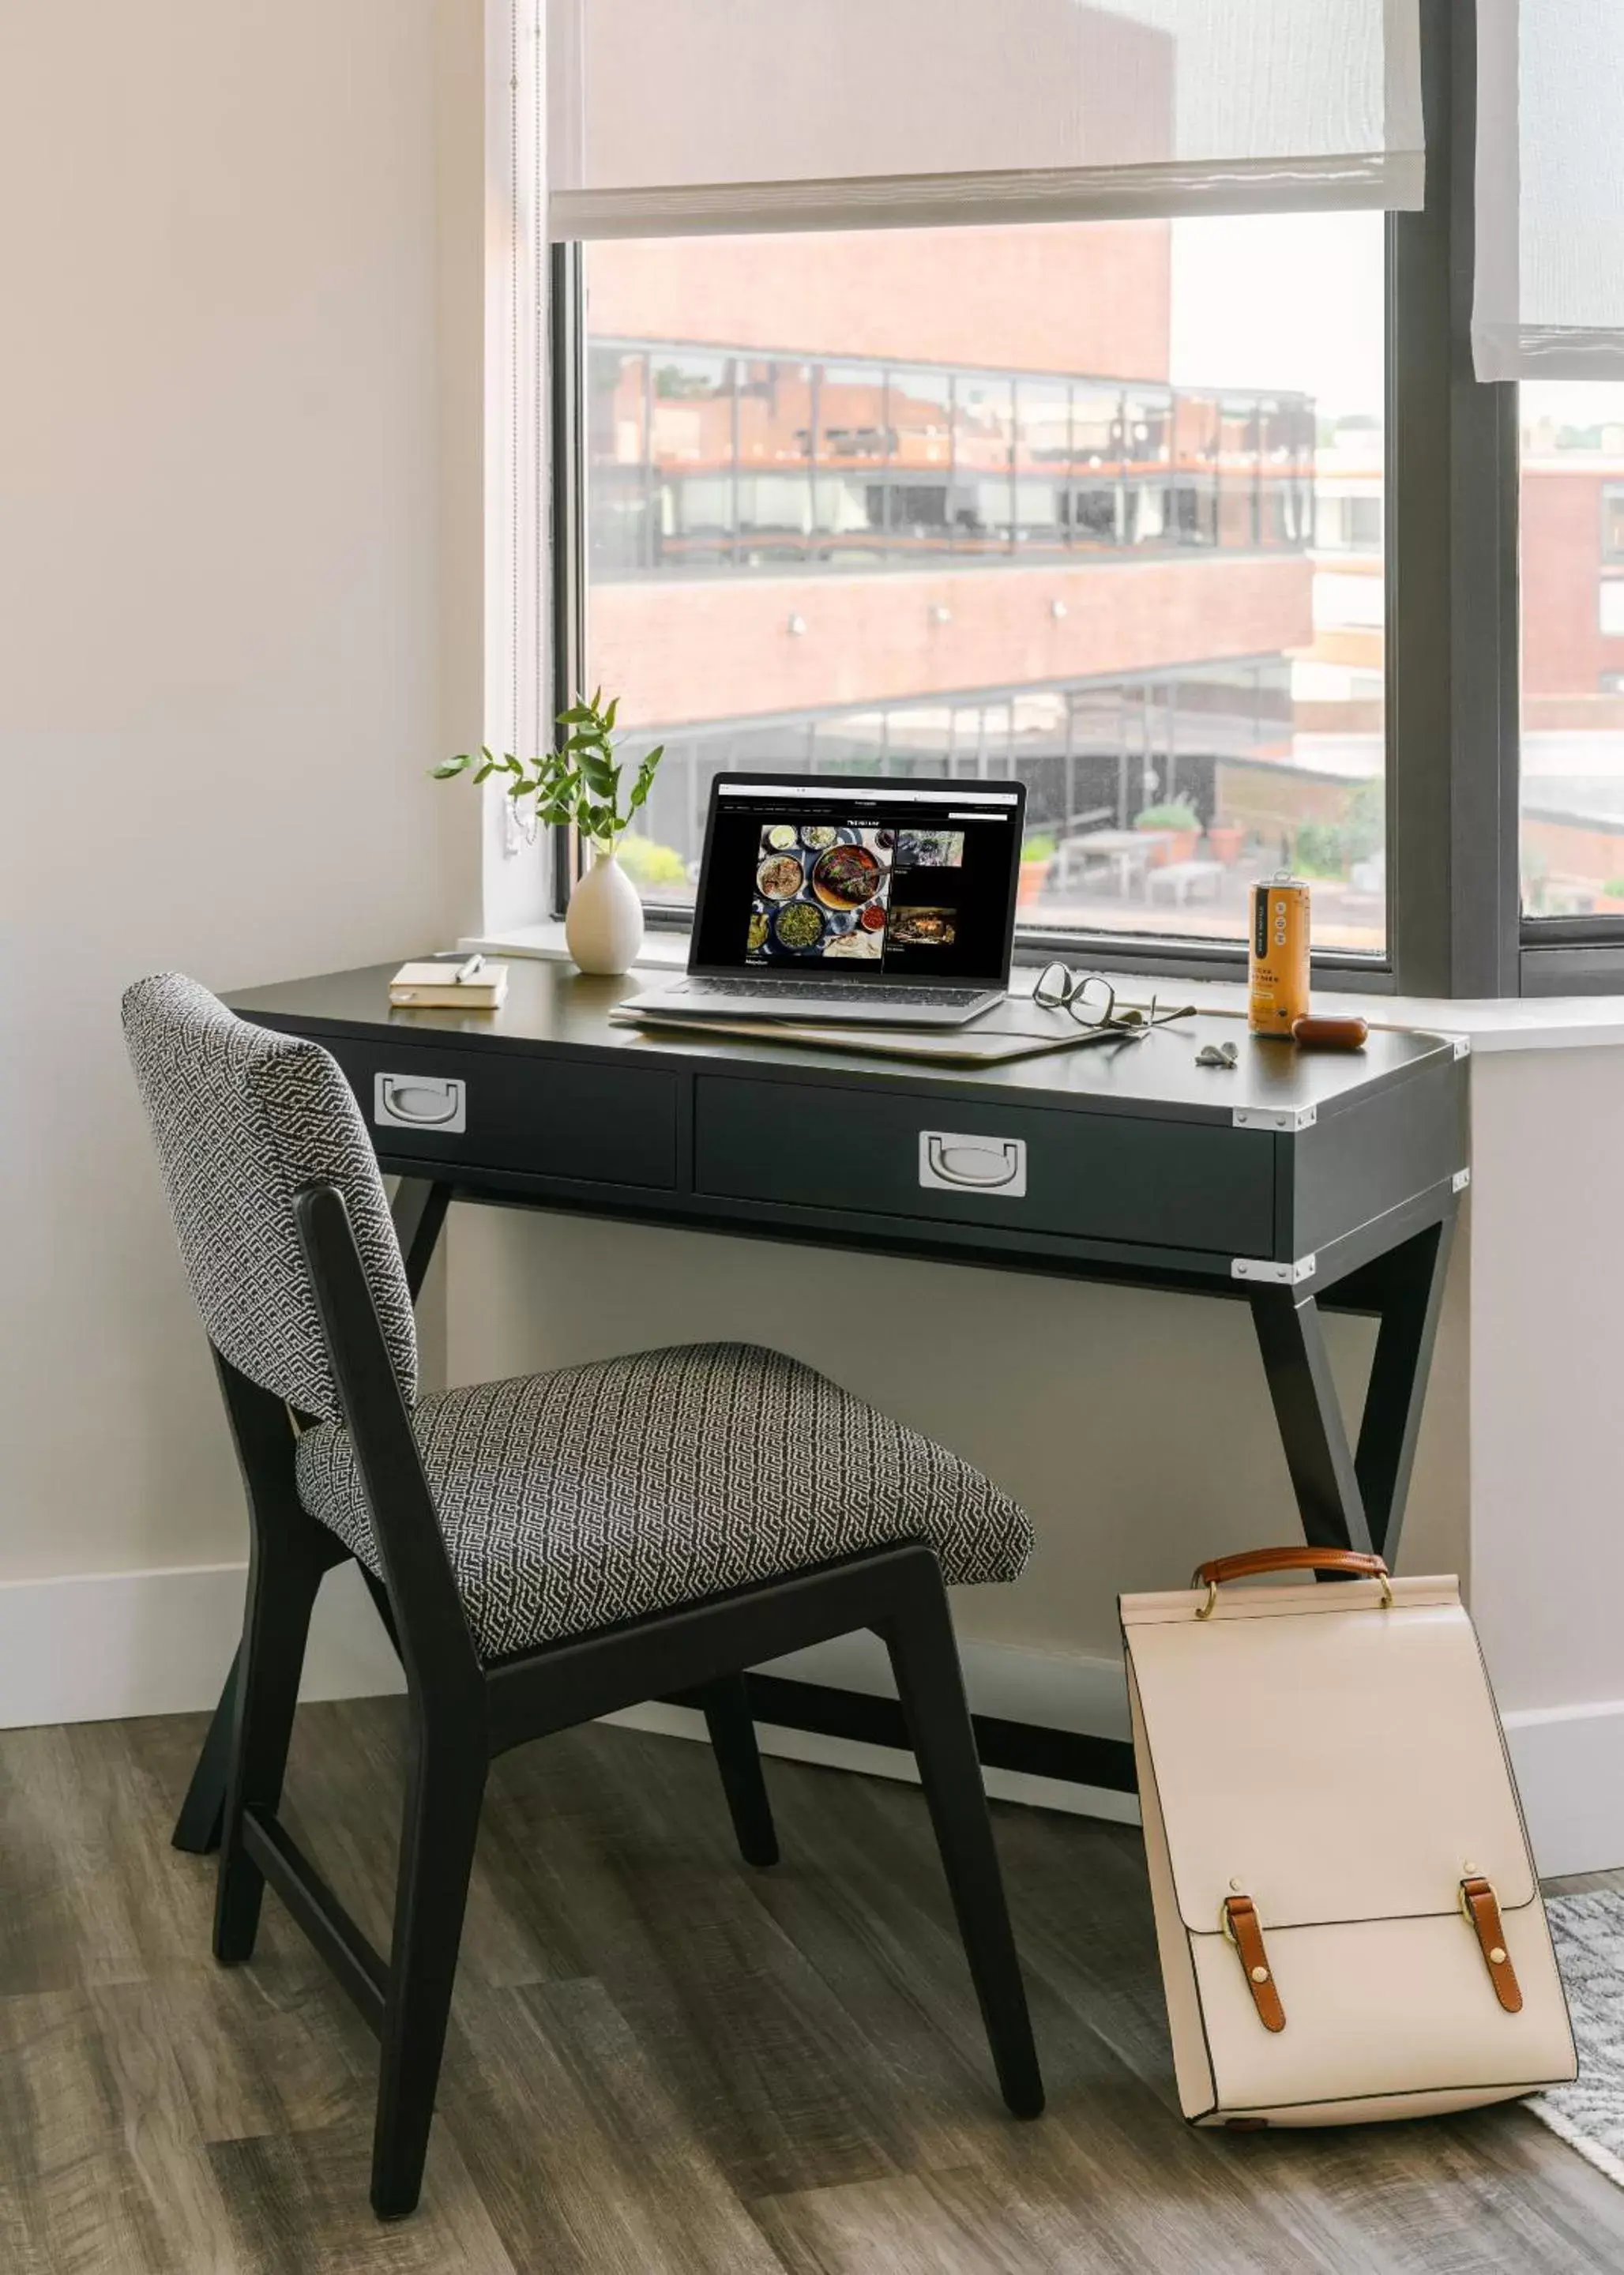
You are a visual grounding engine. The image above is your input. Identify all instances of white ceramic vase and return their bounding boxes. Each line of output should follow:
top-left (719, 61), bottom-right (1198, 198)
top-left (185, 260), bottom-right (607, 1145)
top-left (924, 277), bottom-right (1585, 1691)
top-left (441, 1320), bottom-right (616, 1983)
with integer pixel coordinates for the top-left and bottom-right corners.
top-left (566, 843), bottom-right (644, 976)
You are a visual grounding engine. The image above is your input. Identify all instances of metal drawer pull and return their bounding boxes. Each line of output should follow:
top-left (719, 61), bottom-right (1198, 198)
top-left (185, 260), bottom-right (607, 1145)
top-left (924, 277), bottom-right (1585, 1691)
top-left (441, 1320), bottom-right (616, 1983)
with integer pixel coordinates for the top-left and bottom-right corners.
top-left (930, 1138), bottom-right (1020, 1187)
top-left (374, 1074), bottom-right (467, 1134)
top-left (919, 1130), bottom-right (1028, 1197)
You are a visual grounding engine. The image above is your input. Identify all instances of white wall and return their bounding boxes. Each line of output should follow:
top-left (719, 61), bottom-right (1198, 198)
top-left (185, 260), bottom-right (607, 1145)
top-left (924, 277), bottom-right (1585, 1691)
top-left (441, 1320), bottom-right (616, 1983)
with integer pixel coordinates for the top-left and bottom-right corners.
top-left (1469, 1047), bottom-right (1624, 1711)
top-left (4, 1), bottom-right (1613, 1882)
top-left (441, 1054), bottom-right (1624, 1873)
top-left (445, 1196), bottom-right (1468, 1678)
top-left (1470, 1047), bottom-right (1624, 1871)
top-left (0, 0), bottom-right (1478, 1773)
top-left (0, 1), bottom-right (483, 1583)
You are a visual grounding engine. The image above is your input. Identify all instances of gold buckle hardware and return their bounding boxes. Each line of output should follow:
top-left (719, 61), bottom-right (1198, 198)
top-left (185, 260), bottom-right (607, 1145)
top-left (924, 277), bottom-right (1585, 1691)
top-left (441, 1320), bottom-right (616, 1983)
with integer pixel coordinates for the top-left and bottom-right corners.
top-left (1460, 1875), bottom-right (1498, 1928)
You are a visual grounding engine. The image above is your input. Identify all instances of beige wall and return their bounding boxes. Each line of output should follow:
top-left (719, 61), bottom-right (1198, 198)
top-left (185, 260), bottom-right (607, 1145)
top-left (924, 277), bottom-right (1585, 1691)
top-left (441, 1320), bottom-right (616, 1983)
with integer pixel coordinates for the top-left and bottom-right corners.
top-left (0, 0), bottom-right (1470, 1706)
top-left (446, 1198), bottom-right (1468, 1671)
top-left (1469, 1047), bottom-right (1624, 1713)
top-left (4, 1), bottom-right (1617, 1875)
top-left (0, 0), bottom-right (483, 1581)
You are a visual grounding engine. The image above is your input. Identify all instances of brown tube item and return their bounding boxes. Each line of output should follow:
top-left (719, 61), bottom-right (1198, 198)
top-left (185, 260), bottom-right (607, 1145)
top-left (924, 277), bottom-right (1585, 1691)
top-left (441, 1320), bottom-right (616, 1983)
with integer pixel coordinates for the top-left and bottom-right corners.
top-left (1291, 1013), bottom-right (1368, 1051)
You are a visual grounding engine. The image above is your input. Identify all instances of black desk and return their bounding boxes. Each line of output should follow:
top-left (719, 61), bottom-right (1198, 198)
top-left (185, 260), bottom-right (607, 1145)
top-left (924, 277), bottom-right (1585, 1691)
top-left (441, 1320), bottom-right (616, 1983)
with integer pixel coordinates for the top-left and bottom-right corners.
top-left (173, 960), bottom-right (1467, 1848)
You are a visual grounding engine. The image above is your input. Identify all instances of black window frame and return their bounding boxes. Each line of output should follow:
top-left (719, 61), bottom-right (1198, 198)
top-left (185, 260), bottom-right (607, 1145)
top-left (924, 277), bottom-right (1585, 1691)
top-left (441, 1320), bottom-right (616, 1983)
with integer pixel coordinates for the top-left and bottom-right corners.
top-left (550, 2), bottom-right (1621, 1001)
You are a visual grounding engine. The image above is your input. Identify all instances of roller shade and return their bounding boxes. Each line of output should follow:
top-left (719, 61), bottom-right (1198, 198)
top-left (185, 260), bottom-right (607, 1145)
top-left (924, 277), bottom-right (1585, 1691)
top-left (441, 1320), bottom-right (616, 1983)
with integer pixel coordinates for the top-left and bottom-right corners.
top-left (1474, 0), bottom-right (1624, 379)
top-left (547, 0), bottom-right (1425, 240)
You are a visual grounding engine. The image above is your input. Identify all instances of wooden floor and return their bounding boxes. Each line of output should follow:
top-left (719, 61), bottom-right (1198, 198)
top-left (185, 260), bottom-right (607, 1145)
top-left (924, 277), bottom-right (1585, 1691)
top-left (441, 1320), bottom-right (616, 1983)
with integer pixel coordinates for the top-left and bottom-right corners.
top-left (1, 1700), bottom-right (1621, 2272)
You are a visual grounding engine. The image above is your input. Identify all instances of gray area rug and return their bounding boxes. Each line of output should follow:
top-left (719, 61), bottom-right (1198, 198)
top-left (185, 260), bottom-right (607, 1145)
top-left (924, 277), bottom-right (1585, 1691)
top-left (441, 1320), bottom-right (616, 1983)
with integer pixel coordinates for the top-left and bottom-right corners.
top-left (1530, 1890), bottom-right (1624, 2185)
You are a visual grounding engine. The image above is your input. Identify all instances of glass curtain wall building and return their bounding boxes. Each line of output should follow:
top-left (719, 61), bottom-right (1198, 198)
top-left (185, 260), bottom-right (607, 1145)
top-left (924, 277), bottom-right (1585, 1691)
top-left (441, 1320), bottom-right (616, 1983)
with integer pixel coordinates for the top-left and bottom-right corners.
top-left (583, 216), bottom-right (1387, 954)
top-left (588, 346), bottom-right (1315, 577)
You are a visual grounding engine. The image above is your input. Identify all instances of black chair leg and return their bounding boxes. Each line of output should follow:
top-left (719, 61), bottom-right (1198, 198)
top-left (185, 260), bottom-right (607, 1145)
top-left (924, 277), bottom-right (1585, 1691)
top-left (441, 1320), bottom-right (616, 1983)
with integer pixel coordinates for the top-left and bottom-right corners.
top-left (370, 1720), bottom-right (487, 2220)
top-left (883, 1570), bottom-right (1045, 2119)
top-left (214, 1515), bottom-right (333, 1965)
top-left (173, 1645), bottom-right (239, 1854)
top-left (696, 1674), bottom-right (778, 1867)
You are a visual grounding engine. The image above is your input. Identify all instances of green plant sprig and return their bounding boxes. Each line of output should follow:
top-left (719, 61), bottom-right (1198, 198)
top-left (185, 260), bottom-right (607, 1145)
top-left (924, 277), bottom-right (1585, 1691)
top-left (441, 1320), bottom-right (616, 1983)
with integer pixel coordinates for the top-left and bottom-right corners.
top-left (433, 689), bottom-right (664, 848)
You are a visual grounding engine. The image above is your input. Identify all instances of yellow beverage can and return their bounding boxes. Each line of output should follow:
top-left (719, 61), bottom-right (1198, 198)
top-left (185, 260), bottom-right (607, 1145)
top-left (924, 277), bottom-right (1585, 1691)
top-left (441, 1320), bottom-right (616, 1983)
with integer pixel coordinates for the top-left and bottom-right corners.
top-left (1248, 871), bottom-right (1310, 1036)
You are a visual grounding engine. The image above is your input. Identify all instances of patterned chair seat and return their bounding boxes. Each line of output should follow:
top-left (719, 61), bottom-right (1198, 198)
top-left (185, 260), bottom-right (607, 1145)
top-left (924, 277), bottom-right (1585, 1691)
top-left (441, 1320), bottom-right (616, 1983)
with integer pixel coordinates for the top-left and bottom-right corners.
top-left (295, 1340), bottom-right (1033, 1662)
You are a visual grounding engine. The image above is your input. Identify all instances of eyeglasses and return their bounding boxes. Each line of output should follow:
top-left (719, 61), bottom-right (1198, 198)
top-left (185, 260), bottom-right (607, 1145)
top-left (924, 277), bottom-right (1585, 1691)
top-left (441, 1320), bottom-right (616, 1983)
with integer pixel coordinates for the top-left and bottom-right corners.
top-left (1032, 962), bottom-right (1195, 1038)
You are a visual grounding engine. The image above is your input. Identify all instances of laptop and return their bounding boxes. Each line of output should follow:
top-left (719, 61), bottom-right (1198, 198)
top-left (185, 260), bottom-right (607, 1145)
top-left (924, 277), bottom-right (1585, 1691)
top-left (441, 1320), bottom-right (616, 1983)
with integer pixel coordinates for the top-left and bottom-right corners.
top-left (623, 773), bottom-right (1026, 1028)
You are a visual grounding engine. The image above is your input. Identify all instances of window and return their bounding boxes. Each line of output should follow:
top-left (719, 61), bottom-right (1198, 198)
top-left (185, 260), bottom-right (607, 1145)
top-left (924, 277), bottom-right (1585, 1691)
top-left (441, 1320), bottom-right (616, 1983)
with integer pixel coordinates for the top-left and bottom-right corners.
top-left (534, 4), bottom-right (1624, 996)
top-left (581, 212), bottom-right (1386, 957)
top-left (1520, 385), bottom-right (1624, 919)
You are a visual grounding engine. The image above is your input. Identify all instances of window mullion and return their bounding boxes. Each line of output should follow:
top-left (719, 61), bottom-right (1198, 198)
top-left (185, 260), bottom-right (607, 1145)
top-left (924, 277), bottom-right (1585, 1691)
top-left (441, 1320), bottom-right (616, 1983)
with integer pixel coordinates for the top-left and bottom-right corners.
top-left (1387, 0), bottom-right (1519, 998)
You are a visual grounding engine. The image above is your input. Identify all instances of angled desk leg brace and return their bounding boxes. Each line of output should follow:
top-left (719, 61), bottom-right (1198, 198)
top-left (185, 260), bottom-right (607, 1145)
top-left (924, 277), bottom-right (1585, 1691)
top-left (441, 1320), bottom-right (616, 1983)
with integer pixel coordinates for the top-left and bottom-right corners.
top-left (171, 1179), bottom-right (449, 1854)
top-left (1350, 1218), bottom-right (1454, 1567)
top-left (1248, 1215), bottom-right (1454, 1570)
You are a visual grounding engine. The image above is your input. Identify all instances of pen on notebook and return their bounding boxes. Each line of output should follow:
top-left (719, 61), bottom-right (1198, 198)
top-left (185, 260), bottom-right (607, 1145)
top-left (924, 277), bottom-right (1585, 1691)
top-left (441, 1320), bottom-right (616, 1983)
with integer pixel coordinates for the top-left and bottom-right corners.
top-left (453, 954), bottom-right (485, 984)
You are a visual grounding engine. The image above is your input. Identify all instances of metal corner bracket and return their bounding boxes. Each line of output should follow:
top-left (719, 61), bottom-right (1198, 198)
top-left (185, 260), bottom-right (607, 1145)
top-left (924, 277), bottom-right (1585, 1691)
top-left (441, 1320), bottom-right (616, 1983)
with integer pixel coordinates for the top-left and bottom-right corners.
top-left (1231, 1104), bottom-right (1318, 1134)
top-left (1230, 1254), bottom-right (1318, 1287)
top-left (1452, 1168), bottom-right (1471, 1193)
top-left (1451, 1036), bottom-right (1472, 1060)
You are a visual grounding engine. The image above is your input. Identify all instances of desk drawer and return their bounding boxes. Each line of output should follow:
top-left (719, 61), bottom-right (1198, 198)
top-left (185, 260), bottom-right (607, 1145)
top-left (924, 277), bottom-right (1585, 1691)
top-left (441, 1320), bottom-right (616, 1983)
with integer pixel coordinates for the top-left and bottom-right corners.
top-left (322, 1039), bottom-right (679, 1190)
top-left (694, 1076), bottom-right (1272, 1252)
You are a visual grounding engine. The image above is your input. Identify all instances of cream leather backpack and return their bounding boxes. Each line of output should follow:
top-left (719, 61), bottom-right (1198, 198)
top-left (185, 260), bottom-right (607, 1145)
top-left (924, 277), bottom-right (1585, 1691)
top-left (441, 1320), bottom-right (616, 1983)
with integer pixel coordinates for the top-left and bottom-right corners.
top-left (1122, 1547), bottom-right (1576, 2127)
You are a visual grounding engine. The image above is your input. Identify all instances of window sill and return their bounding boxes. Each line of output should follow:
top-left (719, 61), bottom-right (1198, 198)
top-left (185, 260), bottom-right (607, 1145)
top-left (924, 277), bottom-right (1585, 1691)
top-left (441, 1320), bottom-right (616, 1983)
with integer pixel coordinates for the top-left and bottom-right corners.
top-left (463, 922), bottom-right (1624, 1057)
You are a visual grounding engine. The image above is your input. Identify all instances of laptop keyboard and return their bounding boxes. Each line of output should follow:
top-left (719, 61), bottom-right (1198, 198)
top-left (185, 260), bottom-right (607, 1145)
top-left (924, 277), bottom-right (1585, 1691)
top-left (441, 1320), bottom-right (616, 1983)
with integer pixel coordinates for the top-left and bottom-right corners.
top-left (678, 979), bottom-right (988, 1007)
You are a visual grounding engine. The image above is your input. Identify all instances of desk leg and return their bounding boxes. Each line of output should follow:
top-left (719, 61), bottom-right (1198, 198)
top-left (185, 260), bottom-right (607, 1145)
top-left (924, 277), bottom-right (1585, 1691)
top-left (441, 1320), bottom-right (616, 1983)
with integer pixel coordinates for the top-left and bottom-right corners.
top-left (1350, 1216), bottom-right (1454, 1567)
top-left (171, 1178), bottom-right (449, 1856)
top-left (1250, 1213), bottom-right (1456, 1569)
top-left (393, 1178), bottom-right (453, 1303)
top-left (1249, 1286), bottom-right (1375, 1559)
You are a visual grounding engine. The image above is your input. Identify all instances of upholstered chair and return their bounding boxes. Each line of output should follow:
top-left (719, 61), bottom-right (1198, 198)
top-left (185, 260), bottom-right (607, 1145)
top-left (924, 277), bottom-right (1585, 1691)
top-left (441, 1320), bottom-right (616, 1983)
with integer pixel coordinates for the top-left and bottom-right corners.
top-left (122, 972), bottom-right (1043, 2219)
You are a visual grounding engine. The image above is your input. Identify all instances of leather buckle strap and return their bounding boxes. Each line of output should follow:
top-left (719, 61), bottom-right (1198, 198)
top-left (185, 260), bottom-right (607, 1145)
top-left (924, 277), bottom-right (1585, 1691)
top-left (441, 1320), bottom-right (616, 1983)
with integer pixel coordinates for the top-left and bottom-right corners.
top-left (1460, 1878), bottom-right (1523, 2014)
top-left (1222, 1896), bottom-right (1285, 2032)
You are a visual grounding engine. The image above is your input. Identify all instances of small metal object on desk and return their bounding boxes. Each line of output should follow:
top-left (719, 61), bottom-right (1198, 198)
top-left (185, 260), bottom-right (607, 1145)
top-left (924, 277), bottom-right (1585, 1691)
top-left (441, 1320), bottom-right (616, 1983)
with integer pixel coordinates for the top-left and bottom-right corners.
top-left (1196, 1040), bottom-right (1239, 1069)
top-left (430, 949), bottom-right (488, 981)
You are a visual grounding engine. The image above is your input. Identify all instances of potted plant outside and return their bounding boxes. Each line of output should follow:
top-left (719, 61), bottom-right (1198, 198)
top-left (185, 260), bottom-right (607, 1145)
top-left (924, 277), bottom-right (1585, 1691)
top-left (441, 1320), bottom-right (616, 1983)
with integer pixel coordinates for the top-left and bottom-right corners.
top-left (1018, 830), bottom-right (1056, 908)
top-left (1205, 819), bottom-right (1246, 865)
top-left (1133, 799), bottom-right (1201, 867)
top-left (434, 691), bottom-right (664, 976)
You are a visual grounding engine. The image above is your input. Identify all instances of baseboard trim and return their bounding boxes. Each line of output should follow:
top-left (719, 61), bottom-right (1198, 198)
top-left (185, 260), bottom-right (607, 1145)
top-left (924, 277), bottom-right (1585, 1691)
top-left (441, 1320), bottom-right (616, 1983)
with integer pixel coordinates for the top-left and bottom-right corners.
top-left (0, 1561), bottom-right (402, 1731)
top-left (6, 1562), bottom-right (1615, 1871)
top-left (0, 1560), bottom-right (1137, 1822)
top-left (1503, 1698), bottom-right (1624, 1878)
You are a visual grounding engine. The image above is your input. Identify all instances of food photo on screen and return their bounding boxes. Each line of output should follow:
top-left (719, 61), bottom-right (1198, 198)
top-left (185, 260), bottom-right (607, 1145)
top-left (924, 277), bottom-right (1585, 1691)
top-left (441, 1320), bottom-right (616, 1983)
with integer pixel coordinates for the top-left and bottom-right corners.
top-left (746, 822), bottom-right (894, 962)
top-left (889, 904), bottom-right (957, 947)
top-left (894, 829), bottom-right (965, 868)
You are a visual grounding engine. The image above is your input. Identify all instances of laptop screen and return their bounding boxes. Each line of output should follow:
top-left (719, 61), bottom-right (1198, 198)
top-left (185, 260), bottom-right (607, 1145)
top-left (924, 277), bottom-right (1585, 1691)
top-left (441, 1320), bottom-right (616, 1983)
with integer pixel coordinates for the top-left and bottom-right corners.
top-left (690, 775), bottom-right (1025, 984)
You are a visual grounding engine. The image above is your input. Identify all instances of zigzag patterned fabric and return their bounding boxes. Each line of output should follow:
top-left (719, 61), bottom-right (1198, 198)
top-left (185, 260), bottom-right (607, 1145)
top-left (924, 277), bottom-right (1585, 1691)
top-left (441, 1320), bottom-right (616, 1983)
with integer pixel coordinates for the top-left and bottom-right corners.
top-left (295, 1341), bottom-right (1034, 1660)
top-left (122, 973), bottom-right (416, 1420)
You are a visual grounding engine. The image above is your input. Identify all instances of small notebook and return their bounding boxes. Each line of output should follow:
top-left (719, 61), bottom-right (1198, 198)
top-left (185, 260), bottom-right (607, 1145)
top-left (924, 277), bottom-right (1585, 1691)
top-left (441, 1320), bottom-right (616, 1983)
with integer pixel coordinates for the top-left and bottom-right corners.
top-left (389, 960), bottom-right (509, 1010)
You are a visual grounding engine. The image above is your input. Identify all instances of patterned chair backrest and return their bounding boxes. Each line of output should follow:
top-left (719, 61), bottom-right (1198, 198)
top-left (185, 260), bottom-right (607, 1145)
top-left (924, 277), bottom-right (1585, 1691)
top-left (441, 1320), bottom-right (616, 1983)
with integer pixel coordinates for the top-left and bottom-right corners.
top-left (122, 973), bottom-right (417, 1420)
